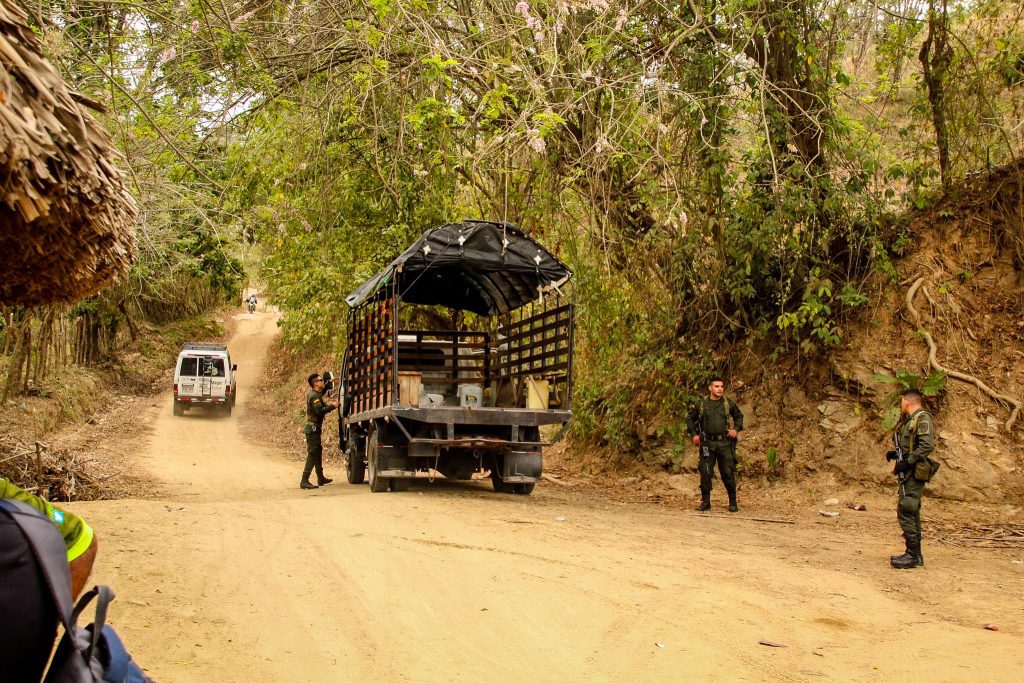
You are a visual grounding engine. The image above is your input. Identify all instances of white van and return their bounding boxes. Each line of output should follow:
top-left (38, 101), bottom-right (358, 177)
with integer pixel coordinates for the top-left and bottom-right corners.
top-left (173, 343), bottom-right (237, 416)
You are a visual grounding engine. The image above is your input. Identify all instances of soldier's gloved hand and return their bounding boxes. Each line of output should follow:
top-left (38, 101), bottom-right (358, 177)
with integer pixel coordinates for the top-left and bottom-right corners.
top-left (894, 459), bottom-right (914, 474)
top-left (885, 450), bottom-right (898, 462)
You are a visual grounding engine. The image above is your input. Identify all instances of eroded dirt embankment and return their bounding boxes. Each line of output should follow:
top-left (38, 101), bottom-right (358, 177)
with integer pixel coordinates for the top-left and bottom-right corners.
top-left (606, 165), bottom-right (1024, 522)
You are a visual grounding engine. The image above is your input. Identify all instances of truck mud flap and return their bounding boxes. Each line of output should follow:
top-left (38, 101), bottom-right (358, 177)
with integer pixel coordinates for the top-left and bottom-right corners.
top-left (502, 450), bottom-right (542, 483)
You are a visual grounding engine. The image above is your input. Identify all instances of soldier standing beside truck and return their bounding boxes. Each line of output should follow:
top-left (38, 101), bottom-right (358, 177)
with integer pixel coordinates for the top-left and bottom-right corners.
top-left (687, 377), bottom-right (744, 513)
top-left (300, 373), bottom-right (338, 490)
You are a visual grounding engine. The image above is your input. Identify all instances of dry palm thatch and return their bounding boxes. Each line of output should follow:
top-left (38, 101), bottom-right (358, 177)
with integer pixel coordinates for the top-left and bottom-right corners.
top-left (0, 0), bottom-right (136, 307)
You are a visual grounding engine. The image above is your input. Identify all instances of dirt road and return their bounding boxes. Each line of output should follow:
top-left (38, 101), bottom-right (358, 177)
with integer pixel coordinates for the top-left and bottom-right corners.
top-left (70, 311), bottom-right (1024, 681)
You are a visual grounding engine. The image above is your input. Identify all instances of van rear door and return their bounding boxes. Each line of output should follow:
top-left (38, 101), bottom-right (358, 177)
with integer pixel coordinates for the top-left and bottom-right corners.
top-left (177, 356), bottom-right (227, 399)
top-left (201, 357), bottom-right (227, 398)
top-left (178, 356), bottom-right (199, 397)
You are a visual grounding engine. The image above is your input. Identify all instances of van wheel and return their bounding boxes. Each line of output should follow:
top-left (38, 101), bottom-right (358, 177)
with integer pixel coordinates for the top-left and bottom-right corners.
top-left (223, 404), bottom-right (232, 417)
top-left (346, 443), bottom-right (365, 485)
top-left (173, 401), bottom-right (183, 417)
top-left (367, 430), bottom-right (389, 493)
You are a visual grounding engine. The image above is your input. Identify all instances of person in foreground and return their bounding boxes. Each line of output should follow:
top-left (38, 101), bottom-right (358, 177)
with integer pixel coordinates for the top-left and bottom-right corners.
top-left (1, 477), bottom-right (98, 679)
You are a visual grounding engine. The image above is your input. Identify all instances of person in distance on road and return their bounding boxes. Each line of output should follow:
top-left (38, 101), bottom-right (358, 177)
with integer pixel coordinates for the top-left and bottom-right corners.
top-left (888, 388), bottom-right (937, 569)
top-left (686, 376), bottom-right (744, 513)
top-left (300, 373), bottom-right (338, 490)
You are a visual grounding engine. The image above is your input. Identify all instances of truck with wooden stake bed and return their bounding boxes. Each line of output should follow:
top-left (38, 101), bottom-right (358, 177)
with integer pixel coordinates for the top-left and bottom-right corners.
top-left (338, 219), bottom-right (575, 494)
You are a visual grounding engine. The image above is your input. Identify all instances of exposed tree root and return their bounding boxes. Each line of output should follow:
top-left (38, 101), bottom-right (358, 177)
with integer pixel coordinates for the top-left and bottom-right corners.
top-left (906, 277), bottom-right (1021, 431)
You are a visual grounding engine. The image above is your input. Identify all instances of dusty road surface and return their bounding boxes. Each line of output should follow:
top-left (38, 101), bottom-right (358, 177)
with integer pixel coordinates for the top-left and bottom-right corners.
top-left (70, 311), bottom-right (1024, 682)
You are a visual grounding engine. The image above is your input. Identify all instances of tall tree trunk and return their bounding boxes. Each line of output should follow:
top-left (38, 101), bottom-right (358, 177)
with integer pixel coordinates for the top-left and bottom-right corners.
top-left (2, 312), bottom-right (32, 403)
top-left (745, 1), bottom-right (829, 176)
top-left (920, 0), bottom-right (954, 192)
top-left (1, 308), bottom-right (13, 355)
top-left (118, 299), bottom-right (138, 342)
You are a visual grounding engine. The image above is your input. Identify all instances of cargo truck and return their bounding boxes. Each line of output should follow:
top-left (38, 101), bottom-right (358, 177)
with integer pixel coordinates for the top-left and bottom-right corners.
top-left (338, 219), bottom-right (574, 494)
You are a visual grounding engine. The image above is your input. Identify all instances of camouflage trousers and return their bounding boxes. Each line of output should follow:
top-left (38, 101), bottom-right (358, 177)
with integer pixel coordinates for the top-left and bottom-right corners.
top-left (699, 439), bottom-right (737, 500)
top-left (897, 475), bottom-right (925, 538)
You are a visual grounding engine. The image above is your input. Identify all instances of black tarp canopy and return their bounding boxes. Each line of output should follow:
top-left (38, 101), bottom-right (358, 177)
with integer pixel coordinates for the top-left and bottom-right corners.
top-left (345, 220), bottom-right (572, 316)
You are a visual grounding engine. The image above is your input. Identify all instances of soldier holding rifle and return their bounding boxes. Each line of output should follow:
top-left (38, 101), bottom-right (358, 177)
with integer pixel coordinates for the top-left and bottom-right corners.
top-left (886, 388), bottom-right (939, 569)
top-left (687, 377), bottom-right (744, 513)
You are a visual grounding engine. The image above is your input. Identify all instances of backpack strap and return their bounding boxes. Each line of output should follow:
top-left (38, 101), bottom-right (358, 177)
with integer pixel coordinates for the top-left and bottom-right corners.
top-left (907, 411), bottom-right (923, 449)
top-left (0, 499), bottom-right (77, 635)
top-left (71, 585), bottom-right (115, 665)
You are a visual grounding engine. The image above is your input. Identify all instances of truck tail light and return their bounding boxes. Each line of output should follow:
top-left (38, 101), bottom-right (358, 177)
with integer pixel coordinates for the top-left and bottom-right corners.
top-left (173, 383), bottom-right (178, 396)
top-left (225, 384), bottom-right (231, 396)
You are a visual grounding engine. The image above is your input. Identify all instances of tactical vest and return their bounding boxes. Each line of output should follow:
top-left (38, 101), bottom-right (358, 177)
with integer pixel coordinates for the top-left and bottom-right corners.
top-left (900, 410), bottom-right (924, 452)
top-left (902, 409), bottom-right (941, 482)
top-left (698, 397), bottom-right (734, 437)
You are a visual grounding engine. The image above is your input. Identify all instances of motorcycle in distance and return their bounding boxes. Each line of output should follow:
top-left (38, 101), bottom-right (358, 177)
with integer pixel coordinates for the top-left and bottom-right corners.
top-left (246, 296), bottom-right (256, 314)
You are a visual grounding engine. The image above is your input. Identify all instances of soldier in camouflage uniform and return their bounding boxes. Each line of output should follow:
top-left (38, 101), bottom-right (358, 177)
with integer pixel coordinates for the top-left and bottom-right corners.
top-left (300, 373), bottom-right (338, 490)
top-left (687, 377), bottom-right (744, 512)
top-left (888, 388), bottom-right (936, 569)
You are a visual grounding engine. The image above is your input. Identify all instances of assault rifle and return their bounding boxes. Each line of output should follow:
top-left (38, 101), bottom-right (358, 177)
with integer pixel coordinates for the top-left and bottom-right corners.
top-left (698, 429), bottom-right (711, 460)
top-left (885, 432), bottom-right (910, 480)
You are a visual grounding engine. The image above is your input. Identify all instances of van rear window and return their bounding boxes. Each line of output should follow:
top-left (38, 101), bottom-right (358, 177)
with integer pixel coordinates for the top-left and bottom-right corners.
top-left (179, 357), bottom-right (225, 377)
top-left (179, 357), bottom-right (198, 376)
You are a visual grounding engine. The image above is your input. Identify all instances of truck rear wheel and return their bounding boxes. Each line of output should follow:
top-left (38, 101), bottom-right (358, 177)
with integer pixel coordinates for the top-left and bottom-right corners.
top-left (346, 442), bottom-right (365, 485)
top-left (389, 477), bottom-right (411, 492)
top-left (513, 483), bottom-right (535, 495)
top-left (490, 456), bottom-right (509, 493)
top-left (173, 401), bottom-right (183, 417)
top-left (367, 430), bottom-right (389, 493)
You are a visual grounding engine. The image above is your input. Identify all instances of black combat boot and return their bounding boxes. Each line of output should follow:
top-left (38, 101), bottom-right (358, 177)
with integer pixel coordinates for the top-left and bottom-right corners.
top-left (697, 497), bottom-right (711, 512)
top-left (726, 487), bottom-right (738, 513)
top-left (891, 533), bottom-right (924, 569)
top-left (300, 480), bottom-right (317, 490)
top-left (317, 476), bottom-right (333, 486)
top-left (889, 535), bottom-right (910, 563)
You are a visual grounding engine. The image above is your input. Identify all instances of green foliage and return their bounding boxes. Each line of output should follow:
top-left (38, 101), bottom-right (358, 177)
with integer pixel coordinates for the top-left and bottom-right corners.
top-left (776, 268), bottom-right (842, 353)
top-left (873, 369), bottom-right (948, 397)
top-left (177, 224), bottom-right (244, 302)
top-left (34, 0), bottom-right (1024, 455)
top-left (873, 369), bottom-right (948, 429)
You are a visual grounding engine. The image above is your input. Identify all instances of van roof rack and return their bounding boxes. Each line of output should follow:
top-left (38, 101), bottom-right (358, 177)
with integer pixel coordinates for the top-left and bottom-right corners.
top-left (182, 342), bottom-right (227, 352)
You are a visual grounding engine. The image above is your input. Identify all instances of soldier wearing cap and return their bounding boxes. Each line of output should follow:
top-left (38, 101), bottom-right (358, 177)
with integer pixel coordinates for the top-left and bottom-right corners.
top-left (300, 373), bottom-right (338, 490)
